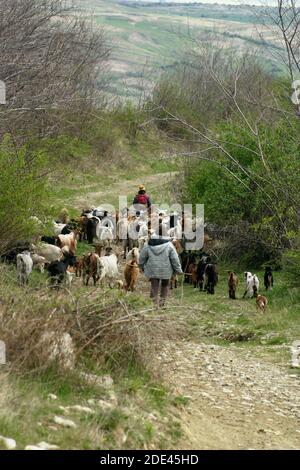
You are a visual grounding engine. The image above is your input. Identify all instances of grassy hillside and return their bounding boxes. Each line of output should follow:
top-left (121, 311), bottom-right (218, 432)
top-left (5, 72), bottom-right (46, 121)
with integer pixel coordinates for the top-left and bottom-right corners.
top-left (76, 0), bottom-right (282, 100)
top-left (1, 117), bottom-right (299, 449)
top-left (1, 235), bottom-right (299, 449)
top-left (1, 0), bottom-right (299, 452)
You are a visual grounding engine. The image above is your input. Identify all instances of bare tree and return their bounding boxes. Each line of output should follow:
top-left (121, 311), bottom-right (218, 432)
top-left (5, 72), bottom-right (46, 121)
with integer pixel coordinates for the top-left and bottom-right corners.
top-left (260, 0), bottom-right (300, 113)
top-left (150, 44), bottom-right (300, 254)
top-left (269, 1), bottom-right (300, 78)
top-left (0, 0), bottom-right (111, 137)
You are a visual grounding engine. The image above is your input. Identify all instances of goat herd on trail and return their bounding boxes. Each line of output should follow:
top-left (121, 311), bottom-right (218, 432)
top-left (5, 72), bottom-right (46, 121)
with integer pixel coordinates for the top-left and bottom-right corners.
top-left (1, 204), bottom-right (274, 313)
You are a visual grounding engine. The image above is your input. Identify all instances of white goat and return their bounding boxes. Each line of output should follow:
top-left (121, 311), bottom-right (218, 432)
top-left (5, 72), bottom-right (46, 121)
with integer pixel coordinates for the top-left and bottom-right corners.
top-left (126, 247), bottom-right (140, 265)
top-left (168, 220), bottom-right (182, 240)
top-left (97, 254), bottom-right (119, 287)
top-left (30, 253), bottom-right (47, 273)
top-left (53, 222), bottom-right (67, 236)
top-left (96, 225), bottom-right (114, 247)
top-left (243, 272), bottom-right (260, 298)
top-left (31, 243), bottom-right (63, 263)
top-left (65, 270), bottom-right (75, 287)
top-left (17, 252), bottom-right (33, 285)
top-left (138, 236), bottom-right (148, 251)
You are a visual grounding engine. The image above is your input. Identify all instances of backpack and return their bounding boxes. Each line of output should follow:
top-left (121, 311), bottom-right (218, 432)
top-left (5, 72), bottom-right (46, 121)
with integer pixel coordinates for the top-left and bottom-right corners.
top-left (136, 194), bottom-right (148, 206)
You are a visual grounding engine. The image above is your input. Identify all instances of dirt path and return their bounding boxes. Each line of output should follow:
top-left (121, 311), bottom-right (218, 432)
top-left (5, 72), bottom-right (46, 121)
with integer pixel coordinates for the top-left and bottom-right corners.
top-left (72, 169), bottom-right (300, 450)
top-left (156, 339), bottom-right (300, 449)
top-left (73, 171), bottom-right (178, 209)
top-left (117, 253), bottom-right (300, 449)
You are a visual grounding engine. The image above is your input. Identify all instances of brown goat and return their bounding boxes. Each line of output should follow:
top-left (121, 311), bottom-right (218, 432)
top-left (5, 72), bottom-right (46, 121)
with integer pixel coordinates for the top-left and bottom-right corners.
top-left (187, 262), bottom-right (198, 288)
top-left (75, 257), bottom-right (84, 278)
top-left (78, 216), bottom-right (88, 241)
top-left (83, 253), bottom-right (99, 286)
top-left (256, 295), bottom-right (268, 313)
top-left (124, 261), bottom-right (139, 292)
top-left (57, 231), bottom-right (78, 256)
top-left (172, 239), bottom-right (183, 255)
top-left (170, 274), bottom-right (178, 290)
top-left (228, 271), bottom-right (239, 299)
top-left (124, 248), bottom-right (139, 292)
top-left (170, 240), bottom-right (183, 289)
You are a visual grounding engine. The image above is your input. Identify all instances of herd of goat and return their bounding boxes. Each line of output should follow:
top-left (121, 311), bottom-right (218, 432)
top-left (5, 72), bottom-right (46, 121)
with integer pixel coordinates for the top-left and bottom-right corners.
top-left (183, 253), bottom-right (273, 312)
top-left (1, 208), bottom-right (274, 312)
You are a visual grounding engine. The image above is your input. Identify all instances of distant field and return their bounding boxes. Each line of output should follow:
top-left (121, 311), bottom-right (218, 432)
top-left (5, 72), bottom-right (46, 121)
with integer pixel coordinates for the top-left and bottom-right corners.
top-left (77, 0), bottom-right (282, 100)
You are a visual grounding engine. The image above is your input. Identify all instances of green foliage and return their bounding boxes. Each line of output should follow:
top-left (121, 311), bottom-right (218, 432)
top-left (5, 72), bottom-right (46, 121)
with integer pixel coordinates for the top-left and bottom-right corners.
top-left (152, 49), bottom-right (300, 267)
top-left (36, 135), bottom-right (92, 165)
top-left (282, 247), bottom-right (300, 284)
top-left (0, 136), bottom-right (52, 254)
top-left (182, 114), bottom-right (300, 265)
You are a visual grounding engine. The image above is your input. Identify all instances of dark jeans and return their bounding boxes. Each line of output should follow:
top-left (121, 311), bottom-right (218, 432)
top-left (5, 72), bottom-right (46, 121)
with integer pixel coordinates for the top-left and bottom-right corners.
top-left (150, 278), bottom-right (170, 307)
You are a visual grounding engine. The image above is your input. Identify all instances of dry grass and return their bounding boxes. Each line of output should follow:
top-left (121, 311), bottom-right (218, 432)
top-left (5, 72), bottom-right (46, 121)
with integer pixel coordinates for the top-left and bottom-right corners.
top-left (0, 265), bottom-right (186, 374)
top-left (0, 264), bottom-right (188, 450)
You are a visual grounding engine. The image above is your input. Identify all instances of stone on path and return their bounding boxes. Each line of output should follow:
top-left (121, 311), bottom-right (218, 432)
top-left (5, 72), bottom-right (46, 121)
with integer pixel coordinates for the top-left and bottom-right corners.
top-left (291, 341), bottom-right (300, 368)
top-left (0, 436), bottom-right (17, 450)
top-left (25, 445), bottom-right (45, 450)
top-left (48, 393), bottom-right (58, 401)
top-left (39, 332), bottom-right (75, 370)
top-left (25, 442), bottom-right (59, 450)
top-left (80, 372), bottom-right (114, 388)
top-left (37, 442), bottom-right (60, 450)
top-left (60, 405), bottom-right (94, 415)
top-left (53, 416), bottom-right (77, 429)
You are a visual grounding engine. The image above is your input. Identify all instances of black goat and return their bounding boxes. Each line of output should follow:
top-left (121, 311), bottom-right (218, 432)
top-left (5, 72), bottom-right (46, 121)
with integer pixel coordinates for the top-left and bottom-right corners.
top-left (264, 267), bottom-right (274, 290)
top-left (86, 218), bottom-right (98, 245)
top-left (41, 236), bottom-right (57, 245)
top-left (204, 263), bottom-right (218, 295)
top-left (61, 220), bottom-right (79, 235)
top-left (197, 255), bottom-right (211, 291)
top-left (1, 241), bottom-right (30, 264)
top-left (47, 254), bottom-right (76, 286)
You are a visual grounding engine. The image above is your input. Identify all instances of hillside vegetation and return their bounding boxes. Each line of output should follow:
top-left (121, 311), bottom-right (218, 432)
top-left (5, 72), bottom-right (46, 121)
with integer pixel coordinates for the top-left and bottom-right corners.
top-left (77, 0), bottom-right (283, 100)
top-left (0, 0), bottom-right (300, 451)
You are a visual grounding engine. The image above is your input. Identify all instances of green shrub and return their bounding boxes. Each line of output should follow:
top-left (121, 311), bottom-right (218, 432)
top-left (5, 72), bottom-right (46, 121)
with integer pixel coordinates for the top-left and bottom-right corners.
top-left (283, 249), bottom-right (300, 284)
top-left (0, 135), bottom-right (51, 255)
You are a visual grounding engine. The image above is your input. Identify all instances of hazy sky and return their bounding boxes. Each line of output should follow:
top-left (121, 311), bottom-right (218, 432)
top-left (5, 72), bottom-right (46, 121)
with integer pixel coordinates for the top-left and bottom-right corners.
top-left (131, 1), bottom-right (279, 5)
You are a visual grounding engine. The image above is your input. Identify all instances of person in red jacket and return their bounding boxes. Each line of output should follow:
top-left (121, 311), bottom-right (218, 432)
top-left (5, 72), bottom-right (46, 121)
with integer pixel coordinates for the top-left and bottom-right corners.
top-left (133, 185), bottom-right (152, 209)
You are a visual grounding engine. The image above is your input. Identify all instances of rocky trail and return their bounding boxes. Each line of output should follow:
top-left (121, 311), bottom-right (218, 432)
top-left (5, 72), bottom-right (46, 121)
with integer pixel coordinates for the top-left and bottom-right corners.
top-left (46, 171), bottom-right (300, 449)
top-left (118, 250), bottom-right (300, 449)
top-left (156, 339), bottom-right (300, 449)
